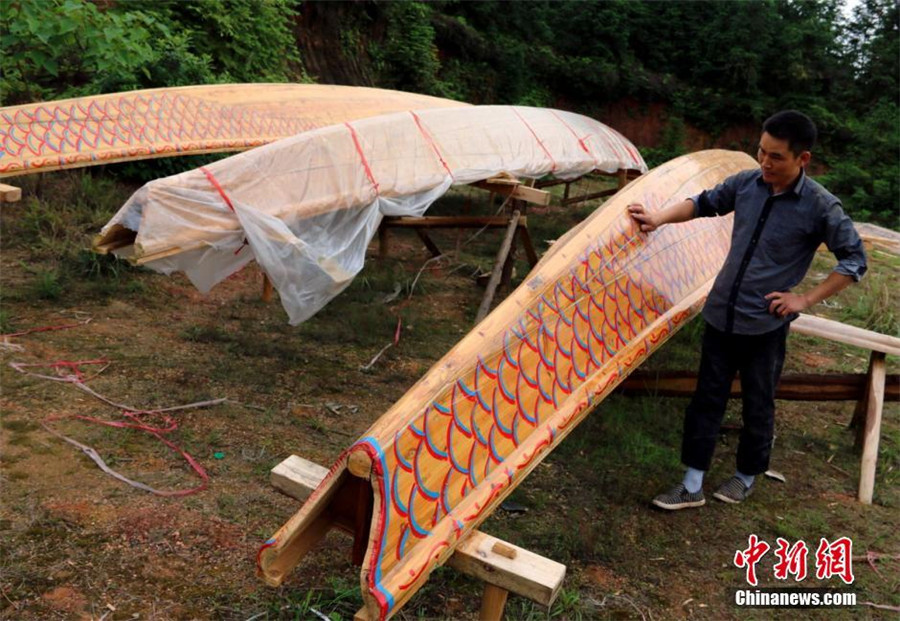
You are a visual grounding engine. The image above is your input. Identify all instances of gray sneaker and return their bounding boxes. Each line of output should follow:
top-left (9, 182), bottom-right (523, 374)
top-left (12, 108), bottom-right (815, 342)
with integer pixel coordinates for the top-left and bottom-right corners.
top-left (652, 484), bottom-right (705, 510)
top-left (713, 476), bottom-right (754, 504)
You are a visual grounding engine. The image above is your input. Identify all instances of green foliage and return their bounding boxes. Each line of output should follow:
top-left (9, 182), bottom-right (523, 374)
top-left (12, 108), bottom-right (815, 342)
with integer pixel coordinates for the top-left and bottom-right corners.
top-left (128, 0), bottom-right (304, 83)
top-left (0, 309), bottom-right (12, 334)
top-left (0, 0), bottom-right (303, 106)
top-left (0, 0), bottom-right (214, 105)
top-left (640, 116), bottom-right (689, 168)
top-left (31, 269), bottom-right (63, 300)
top-left (840, 271), bottom-right (898, 336)
top-left (818, 99), bottom-right (900, 225)
top-left (373, 2), bottom-right (442, 95)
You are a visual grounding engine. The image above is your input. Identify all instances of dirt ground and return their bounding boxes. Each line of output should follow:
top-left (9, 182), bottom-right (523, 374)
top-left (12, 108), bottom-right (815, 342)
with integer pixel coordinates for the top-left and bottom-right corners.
top-left (1, 176), bottom-right (898, 620)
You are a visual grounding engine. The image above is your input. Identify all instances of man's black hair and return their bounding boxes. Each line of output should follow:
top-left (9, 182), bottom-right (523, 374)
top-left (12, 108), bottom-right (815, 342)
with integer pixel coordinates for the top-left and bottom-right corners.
top-left (762, 110), bottom-right (817, 156)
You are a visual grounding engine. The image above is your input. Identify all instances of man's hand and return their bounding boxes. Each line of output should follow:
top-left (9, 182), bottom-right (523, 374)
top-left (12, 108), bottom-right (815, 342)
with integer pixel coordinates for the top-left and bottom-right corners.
top-left (628, 203), bottom-right (658, 232)
top-left (765, 291), bottom-right (809, 317)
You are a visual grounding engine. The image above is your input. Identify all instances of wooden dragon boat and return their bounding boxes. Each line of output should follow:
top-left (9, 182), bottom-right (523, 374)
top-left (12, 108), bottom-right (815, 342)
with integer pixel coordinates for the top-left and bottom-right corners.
top-left (92, 105), bottom-right (647, 324)
top-left (258, 150), bottom-right (757, 619)
top-left (0, 83), bottom-right (467, 177)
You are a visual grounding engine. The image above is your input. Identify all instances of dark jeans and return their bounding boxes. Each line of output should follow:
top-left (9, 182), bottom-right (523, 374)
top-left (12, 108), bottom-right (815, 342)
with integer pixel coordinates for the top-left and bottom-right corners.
top-left (681, 321), bottom-right (788, 476)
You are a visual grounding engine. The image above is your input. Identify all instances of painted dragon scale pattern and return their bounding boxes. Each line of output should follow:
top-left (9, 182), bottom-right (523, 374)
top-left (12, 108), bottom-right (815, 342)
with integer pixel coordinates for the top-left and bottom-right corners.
top-left (0, 84), bottom-right (466, 177)
top-left (259, 150), bottom-right (757, 620)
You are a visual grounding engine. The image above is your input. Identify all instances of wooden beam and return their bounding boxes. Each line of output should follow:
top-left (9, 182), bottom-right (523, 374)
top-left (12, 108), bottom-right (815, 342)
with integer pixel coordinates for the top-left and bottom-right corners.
top-left (271, 455), bottom-right (565, 609)
top-left (92, 224), bottom-right (137, 255)
top-left (560, 187), bottom-right (617, 206)
top-left (415, 228), bottom-right (442, 257)
top-left (476, 211), bottom-right (521, 323)
top-left (858, 351), bottom-right (886, 505)
top-left (378, 224), bottom-right (389, 259)
top-left (0, 183), bottom-right (21, 202)
top-left (792, 314), bottom-right (900, 356)
top-left (270, 455), bottom-right (329, 503)
top-left (382, 215), bottom-right (528, 229)
top-left (471, 181), bottom-right (550, 206)
top-left (618, 371), bottom-right (900, 401)
top-left (518, 225), bottom-right (539, 268)
top-left (261, 274), bottom-right (274, 303)
top-left (449, 530), bottom-right (565, 607)
top-left (479, 584), bottom-right (509, 621)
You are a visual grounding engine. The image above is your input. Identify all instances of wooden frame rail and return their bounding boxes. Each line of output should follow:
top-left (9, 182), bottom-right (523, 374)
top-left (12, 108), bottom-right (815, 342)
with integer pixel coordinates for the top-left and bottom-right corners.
top-left (270, 455), bottom-right (566, 621)
top-left (534, 168), bottom-right (640, 205)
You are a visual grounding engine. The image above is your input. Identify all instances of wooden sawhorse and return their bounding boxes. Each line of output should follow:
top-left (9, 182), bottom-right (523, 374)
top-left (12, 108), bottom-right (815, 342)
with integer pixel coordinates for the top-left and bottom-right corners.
top-left (270, 455), bottom-right (566, 620)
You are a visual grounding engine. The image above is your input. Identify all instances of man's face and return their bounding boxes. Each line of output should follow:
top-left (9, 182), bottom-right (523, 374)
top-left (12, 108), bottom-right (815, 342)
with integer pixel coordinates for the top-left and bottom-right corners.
top-left (756, 132), bottom-right (810, 191)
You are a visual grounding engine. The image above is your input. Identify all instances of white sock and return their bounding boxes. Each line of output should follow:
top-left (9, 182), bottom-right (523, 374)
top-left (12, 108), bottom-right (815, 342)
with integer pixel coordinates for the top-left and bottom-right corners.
top-left (683, 467), bottom-right (705, 493)
top-left (736, 470), bottom-right (755, 488)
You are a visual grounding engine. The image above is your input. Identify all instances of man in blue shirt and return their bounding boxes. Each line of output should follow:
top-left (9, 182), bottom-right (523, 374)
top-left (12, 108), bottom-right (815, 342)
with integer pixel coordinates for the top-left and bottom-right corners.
top-left (628, 110), bottom-right (867, 510)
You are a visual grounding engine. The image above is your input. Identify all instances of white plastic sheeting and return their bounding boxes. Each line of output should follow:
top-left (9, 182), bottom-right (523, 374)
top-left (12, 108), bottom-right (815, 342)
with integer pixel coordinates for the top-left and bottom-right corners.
top-left (101, 106), bottom-right (647, 324)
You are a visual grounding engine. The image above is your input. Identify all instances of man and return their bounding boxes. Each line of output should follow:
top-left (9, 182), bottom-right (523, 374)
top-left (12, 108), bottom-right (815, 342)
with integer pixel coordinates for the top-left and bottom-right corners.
top-left (628, 110), bottom-right (867, 510)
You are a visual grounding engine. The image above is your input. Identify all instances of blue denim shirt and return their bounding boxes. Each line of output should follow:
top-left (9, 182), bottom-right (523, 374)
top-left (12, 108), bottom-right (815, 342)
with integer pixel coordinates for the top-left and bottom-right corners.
top-left (691, 169), bottom-right (866, 335)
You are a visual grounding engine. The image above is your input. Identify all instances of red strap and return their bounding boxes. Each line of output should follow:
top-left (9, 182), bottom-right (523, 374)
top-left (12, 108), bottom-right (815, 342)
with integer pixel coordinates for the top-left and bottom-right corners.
top-left (345, 122), bottom-right (380, 194)
top-left (409, 111), bottom-right (454, 180)
top-left (200, 166), bottom-right (236, 213)
top-left (512, 107), bottom-right (557, 172)
top-left (200, 165), bottom-right (247, 254)
top-left (0, 319), bottom-right (90, 339)
top-left (550, 110), bottom-right (592, 156)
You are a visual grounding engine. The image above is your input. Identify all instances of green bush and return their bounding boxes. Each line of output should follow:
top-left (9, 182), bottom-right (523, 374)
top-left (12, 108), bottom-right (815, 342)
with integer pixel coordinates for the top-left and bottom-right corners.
top-left (0, 0), bottom-right (303, 106)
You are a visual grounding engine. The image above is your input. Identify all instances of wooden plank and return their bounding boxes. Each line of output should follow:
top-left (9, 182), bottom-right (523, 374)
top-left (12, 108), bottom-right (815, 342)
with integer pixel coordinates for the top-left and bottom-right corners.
top-left (618, 371), bottom-right (900, 401)
top-left (92, 224), bottom-right (137, 255)
top-left (476, 211), bottom-right (521, 323)
top-left (261, 274), bottom-right (274, 303)
top-left (850, 356), bottom-right (876, 448)
top-left (560, 187), bottom-right (618, 206)
top-left (259, 509), bottom-right (333, 587)
top-left (378, 224), bottom-right (389, 259)
top-left (472, 181), bottom-right (551, 206)
top-left (0, 183), bottom-right (22, 202)
top-left (450, 530), bottom-right (565, 608)
top-left (518, 225), bottom-right (539, 268)
top-left (415, 229), bottom-right (442, 257)
top-left (271, 455), bottom-right (329, 503)
top-left (272, 455), bottom-right (565, 608)
top-left (382, 215), bottom-right (527, 229)
top-left (858, 352), bottom-right (886, 504)
top-left (478, 584), bottom-right (509, 621)
top-left (792, 314), bottom-right (900, 356)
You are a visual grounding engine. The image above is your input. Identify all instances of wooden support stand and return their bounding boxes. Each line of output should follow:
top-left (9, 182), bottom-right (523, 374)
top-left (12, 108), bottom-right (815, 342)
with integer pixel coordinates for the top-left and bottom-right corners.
top-left (0, 183), bottom-right (22, 203)
top-left (619, 370), bottom-right (899, 402)
top-left (476, 210), bottom-right (521, 323)
top-left (270, 455), bottom-right (566, 619)
top-left (261, 274), bottom-right (274, 303)
top-left (856, 351), bottom-right (886, 504)
top-left (536, 168), bottom-right (640, 206)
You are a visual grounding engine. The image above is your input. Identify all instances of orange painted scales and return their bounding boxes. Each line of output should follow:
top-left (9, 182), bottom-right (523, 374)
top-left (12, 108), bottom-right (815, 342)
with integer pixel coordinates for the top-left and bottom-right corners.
top-left (258, 150), bottom-right (758, 619)
top-left (0, 84), bottom-right (467, 177)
